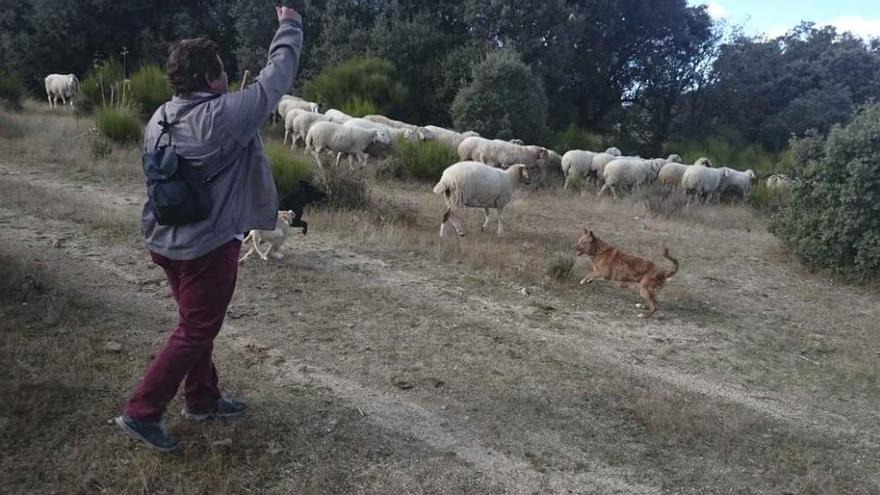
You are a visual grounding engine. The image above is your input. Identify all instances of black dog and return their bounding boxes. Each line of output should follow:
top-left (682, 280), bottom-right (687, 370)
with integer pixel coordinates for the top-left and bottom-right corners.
top-left (278, 180), bottom-right (327, 235)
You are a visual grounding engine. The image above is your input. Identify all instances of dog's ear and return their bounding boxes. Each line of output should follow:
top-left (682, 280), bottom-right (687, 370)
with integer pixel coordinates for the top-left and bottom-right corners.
top-left (583, 226), bottom-right (589, 234)
top-left (587, 230), bottom-right (595, 240)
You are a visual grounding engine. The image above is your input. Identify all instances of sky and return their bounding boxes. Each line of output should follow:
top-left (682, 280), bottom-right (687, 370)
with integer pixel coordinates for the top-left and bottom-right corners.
top-left (689, 1), bottom-right (880, 40)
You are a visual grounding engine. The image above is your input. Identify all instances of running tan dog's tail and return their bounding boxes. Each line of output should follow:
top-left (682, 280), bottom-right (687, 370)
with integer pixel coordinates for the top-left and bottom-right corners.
top-left (661, 247), bottom-right (679, 279)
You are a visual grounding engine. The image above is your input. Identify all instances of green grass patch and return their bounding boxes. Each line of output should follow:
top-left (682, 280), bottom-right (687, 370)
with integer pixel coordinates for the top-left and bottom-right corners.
top-left (94, 105), bottom-right (142, 144)
top-left (128, 64), bottom-right (172, 117)
top-left (266, 142), bottom-right (315, 197)
top-left (384, 138), bottom-right (458, 182)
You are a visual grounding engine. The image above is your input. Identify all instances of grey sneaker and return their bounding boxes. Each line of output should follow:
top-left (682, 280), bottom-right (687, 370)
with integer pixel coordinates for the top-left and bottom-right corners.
top-left (182, 394), bottom-right (246, 421)
top-left (114, 415), bottom-right (179, 453)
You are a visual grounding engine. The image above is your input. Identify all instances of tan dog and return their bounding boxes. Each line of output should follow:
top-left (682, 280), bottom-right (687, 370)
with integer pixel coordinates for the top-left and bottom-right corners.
top-left (239, 210), bottom-right (295, 263)
top-left (573, 228), bottom-right (679, 316)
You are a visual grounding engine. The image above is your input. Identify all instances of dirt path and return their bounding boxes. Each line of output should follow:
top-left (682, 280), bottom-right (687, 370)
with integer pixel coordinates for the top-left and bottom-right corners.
top-left (2, 160), bottom-right (878, 493)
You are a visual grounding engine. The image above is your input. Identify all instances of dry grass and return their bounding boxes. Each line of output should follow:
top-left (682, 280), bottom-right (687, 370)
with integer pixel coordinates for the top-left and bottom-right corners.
top-left (0, 100), bottom-right (141, 183)
top-left (2, 105), bottom-right (879, 493)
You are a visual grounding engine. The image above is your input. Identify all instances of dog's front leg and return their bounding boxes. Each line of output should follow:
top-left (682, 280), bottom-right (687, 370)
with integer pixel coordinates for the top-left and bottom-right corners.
top-left (291, 211), bottom-right (307, 235)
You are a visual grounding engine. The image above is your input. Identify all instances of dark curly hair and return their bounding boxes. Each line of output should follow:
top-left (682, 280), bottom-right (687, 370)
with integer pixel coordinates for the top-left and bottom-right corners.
top-left (166, 38), bottom-right (223, 95)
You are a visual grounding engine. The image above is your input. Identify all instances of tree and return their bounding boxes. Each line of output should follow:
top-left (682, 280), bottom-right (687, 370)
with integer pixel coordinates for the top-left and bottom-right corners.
top-left (451, 49), bottom-right (548, 143)
top-left (773, 103), bottom-right (880, 278)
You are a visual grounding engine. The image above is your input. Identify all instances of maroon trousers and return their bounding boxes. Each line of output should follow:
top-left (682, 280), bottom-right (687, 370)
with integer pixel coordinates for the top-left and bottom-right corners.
top-left (125, 240), bottom-right (241, 423)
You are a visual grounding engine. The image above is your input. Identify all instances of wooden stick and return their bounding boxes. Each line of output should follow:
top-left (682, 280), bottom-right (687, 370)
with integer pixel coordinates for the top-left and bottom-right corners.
top-left (239, 70), bottom-right (251, 90)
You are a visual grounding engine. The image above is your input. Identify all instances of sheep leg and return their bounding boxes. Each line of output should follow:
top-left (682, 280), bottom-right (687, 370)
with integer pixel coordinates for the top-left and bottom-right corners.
top-left (496, 208), bottom-right (505, 237)
top-left (440, 208), bottom-right (452, 237)
top-left (283, 128), bottom-right (290, 145)
top-left (47, 94), bottom-right (53, 108)
top-left (598, 184), bottom-right (611, 197)
top-left (480, 208), bottom-right (491, 231)
top-left (311, 149), bottom-right (325, 170)
top-left (335, 152), bottom-right (343, 168)
top-left (60, 94), bottom-right (66, 107)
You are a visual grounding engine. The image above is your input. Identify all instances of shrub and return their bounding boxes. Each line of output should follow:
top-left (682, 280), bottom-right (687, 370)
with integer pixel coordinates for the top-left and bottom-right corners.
top-left (265, 143), bottom-right (315, 198)
top-left (546, 254), bottom-right (575, 282)
top-left (304, 57), bottom-right (408, 116)
top-left (748, 182), bottom-right (790, 213)
top-left (94, 105), bottom-right (142, 144)
top-left (550, 124), bottom-right (607, 154)
top-left (88, 135), bottom-right (113, 160)
top-left (318, 166), bottom-right (370, 211)
top-left (384, 138), bottom-right (458, 182)
top-left (129, 65), bottom-right (172, 117)
top-left (0, 71), bottom-right (25, 110)
top-left (78, 59), bottom-right (126, 114)
top-left (772, 103), bottom-right (880, 279)
top-left (339, 96), bottom-right (378, 118)
top-left (451, 48), bottom-right (548, 144)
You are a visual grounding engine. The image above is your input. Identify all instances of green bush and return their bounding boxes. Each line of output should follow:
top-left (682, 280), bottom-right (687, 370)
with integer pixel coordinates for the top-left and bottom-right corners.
top-left (94, 105), bottom-right (142, 144)
top-left (78, 59), bottom-right (126, 114)
top-left (0, 71), bottom-right (25, 110)
top-left (304, 57), bottom-right (408, 116)
top-left (748, 182), bottom-right (789, 212)
top-left (772, 103), bottom-right (880, 279)
top-left (564, 173), bottom-right (585, 193)
top-left (339, 97), bottom-right (378, 118)
top-left (129, 65), bottom-right (171, 117)
top-left (451, 48), bottom-right (548, 144)
top-left (550, 124), bottom-right (608, 154)
top-left (265, 142), bottom-right (315, 197)
top-left (384, 138), bottom-right (458, 182)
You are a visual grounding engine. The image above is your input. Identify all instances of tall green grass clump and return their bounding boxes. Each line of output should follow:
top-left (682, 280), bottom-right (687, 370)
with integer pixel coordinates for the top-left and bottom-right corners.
top-left (304, 56), bottom-right (408, 116)
top-left (266, 142), bottom-right (315, 197)
top-left (339, 96), bottom-right (378, 118)
top-left (78, 59), bottom-right (126, 114)
top-left (0, 71), bottom-right (25, 110)
top-left (94, 105), bottom-right (142, 144)
top-left (129, 65), bottom-right (171, 117)
top-left (550, 124), bottom-right (607, 154)
top-left (385, 138), bottom-right (458, 182)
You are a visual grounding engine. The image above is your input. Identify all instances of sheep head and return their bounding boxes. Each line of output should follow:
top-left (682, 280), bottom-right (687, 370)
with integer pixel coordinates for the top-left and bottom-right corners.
top-left (667, 154), bottom-right (682, 163)
top-left (695, 157), bottom-right (712, 167)
top-left (605, 147), bottom-right (622, 156)
top-left (371, 128), bottom-right (393, 146)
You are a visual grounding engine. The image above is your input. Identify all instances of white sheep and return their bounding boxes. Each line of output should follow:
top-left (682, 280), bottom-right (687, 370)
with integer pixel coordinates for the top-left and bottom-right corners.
top-left (719, 167), bottom-right (756, 200)
top-left (681, 166), bottom-right (731, 203)
top-left (344, 118), bottom-right (419, 153)
top-left (363, 114), bottom-right (420, 131)
top-left (590, 152), bottom-right (623, 184)
top-left (657, 158), bottom-right (709, 188)
top-left (278, 98), bottom-right (319, 120)
top-left (283, 108), bottom-right (311, 145)
top-left (599, 158), bottom-right (662, 198)
top-left (457, 137), bottom-right (548, 173)
top-left (432, 161), bottom-right (529, 237)
top-left (323, 108), bottom-right (353, 124)
top-left (424, 126), bottom-right (479, 151)
top-left (305, 121), bottom-right (392, 169)
top-left (289, 112), bottom-right (329, 149)
top-left (44, 74), bottom-right (79, 109)
top-left (605, 147), bottom-right (622, 156)
top-left (561, 150), bottom-right (596, 188)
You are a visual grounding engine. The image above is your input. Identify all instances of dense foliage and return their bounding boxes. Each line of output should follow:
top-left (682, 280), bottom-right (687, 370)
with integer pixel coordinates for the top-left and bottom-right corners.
top-left (773, 104), bottom-right (880, 279)
top-left (3, 1), bottom-right (877, 154)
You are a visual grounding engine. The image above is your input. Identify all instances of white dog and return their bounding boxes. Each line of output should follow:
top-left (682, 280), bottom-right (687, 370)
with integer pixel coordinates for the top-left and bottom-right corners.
top-left (238, 210), bottom-right (294, 262)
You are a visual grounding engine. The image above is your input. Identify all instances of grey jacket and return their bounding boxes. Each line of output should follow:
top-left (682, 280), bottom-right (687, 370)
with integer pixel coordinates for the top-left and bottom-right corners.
top-left (141, 18), bottom-right (303, 260)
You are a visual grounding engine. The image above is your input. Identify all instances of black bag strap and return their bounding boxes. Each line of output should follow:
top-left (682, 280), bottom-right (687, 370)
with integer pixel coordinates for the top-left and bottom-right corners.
top-left (153, 94), bottom-right (222, 150)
